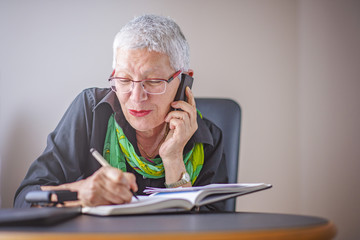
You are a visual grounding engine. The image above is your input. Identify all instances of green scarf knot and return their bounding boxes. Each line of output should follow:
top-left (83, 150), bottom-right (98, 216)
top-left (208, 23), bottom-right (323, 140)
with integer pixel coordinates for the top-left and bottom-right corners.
top-left (103, 114), bottom-right (204, 185)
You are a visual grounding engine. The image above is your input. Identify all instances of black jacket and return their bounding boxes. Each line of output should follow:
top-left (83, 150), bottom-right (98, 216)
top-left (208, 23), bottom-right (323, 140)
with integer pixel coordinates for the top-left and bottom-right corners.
top-left (14, 88), bottom-right (228, 209)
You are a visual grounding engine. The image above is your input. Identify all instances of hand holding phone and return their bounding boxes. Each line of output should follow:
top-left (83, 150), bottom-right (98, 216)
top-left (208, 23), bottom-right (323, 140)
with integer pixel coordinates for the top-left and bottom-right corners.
top-left (173, 73), bottom-right (194, 104)
top-left (161, 73), bottom-right (197, 160)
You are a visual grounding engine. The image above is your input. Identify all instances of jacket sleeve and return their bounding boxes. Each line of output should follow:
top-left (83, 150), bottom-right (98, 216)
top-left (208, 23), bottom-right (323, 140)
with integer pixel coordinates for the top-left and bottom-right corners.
top-left (193, 119), bottom-right (229, 211)
top-left (14, 89), bottom-right (97, 208)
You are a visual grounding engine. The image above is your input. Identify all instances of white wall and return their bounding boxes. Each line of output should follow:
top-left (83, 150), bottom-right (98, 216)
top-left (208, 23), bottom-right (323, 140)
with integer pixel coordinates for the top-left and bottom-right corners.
top-left (298, 1), bottom-right (360, 239)
top-left (0, 0), bottom-right (359, 239)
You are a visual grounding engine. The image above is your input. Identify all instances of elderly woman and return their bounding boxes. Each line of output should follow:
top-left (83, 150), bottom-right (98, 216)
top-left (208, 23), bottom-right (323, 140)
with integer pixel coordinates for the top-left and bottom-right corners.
top-left (14, 15), bottom-right (228, 209)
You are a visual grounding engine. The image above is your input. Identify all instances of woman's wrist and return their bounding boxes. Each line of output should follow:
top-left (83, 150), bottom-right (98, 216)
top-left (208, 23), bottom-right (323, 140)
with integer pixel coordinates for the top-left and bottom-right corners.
top-left (162, 155), bottom-right (187, 184)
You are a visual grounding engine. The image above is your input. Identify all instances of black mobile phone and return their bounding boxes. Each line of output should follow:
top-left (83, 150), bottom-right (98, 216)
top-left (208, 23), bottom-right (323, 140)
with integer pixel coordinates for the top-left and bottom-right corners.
top-left (173, 73), bottom-right (194, 102)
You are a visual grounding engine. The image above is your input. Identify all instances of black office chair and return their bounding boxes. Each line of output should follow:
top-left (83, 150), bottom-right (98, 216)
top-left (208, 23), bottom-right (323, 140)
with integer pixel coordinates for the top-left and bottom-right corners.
top-left (195, 98), bottom-right (241, 212)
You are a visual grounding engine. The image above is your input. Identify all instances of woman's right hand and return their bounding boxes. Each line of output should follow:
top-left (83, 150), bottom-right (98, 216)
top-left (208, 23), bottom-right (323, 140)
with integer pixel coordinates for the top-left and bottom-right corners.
top-left (41, 167), bottom-right (138, 207)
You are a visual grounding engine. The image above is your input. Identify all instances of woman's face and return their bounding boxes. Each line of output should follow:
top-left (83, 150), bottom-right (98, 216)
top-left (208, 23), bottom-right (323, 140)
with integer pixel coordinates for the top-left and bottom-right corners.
top-left (114, 48), bottom-right (180, 133)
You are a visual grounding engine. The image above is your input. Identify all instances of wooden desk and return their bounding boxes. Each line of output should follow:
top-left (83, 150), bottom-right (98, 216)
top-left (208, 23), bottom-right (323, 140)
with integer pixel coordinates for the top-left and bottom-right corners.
top-left (0, 212), bottom-right (336, 240)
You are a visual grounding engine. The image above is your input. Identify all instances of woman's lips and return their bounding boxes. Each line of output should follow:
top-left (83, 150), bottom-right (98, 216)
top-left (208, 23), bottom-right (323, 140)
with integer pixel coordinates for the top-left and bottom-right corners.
top-left (129, 109), bottom-right (152, 117)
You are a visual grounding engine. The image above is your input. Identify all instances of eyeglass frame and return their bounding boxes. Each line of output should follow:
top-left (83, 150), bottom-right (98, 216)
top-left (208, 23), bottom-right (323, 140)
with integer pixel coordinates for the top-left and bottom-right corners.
top-left (108, 70), bottom-right (182, 95)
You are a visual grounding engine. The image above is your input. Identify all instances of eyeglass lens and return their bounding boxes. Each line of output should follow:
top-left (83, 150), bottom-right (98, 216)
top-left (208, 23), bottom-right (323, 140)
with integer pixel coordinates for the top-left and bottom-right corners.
top-left (112, 79), bottom-right (167, 94)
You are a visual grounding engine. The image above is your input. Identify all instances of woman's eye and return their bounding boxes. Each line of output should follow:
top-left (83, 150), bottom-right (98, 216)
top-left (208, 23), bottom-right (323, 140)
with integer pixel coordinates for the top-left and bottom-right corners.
top-left (145, 80), bottom-right (163, 85)
top-left (119, 79), bottom-right (132, 84)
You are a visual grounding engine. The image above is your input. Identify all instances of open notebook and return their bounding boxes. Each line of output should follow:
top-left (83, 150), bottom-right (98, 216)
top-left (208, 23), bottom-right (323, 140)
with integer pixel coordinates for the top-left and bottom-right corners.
top-left (82, 183), bottom-right (272, 216)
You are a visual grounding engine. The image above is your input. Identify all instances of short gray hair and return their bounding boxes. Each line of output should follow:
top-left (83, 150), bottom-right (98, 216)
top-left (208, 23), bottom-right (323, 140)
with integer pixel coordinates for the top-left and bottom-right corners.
top-left (112, 14), bottom-right (190, 71)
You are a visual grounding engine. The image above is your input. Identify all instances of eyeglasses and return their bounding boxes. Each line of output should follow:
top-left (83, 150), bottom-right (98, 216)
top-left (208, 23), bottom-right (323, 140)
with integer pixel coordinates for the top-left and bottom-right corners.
top-left (108, 70), bottom-right (182, 94)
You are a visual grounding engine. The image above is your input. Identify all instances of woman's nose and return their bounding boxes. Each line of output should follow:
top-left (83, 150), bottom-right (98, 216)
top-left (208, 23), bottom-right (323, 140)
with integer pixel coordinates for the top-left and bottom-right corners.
top-left (130, 82), bottom-right (148, 102)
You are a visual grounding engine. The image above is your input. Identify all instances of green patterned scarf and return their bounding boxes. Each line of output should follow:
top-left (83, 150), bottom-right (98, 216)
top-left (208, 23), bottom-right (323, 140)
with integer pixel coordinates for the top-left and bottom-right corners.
top-left (103, 114), bottom-right (204, 184)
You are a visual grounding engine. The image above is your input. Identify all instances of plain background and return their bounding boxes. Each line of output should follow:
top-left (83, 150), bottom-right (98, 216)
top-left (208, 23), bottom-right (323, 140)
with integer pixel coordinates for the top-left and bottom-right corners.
top-left (0, 0), bottom-right (359, 239)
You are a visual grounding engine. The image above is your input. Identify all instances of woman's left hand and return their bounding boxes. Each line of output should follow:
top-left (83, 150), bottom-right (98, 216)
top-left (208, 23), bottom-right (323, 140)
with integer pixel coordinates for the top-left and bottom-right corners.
top-left (159, 86), bottom-right (198, 162)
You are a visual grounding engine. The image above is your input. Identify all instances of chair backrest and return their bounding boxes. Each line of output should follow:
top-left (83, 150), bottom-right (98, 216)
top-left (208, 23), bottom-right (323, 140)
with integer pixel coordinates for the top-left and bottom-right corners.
top-left (195, 98), bottom-right (241, 211)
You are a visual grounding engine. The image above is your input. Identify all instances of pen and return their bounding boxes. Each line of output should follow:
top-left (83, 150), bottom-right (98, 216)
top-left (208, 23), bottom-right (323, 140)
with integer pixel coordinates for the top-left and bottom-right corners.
top-left (90, 148), bottom-right (139, 200)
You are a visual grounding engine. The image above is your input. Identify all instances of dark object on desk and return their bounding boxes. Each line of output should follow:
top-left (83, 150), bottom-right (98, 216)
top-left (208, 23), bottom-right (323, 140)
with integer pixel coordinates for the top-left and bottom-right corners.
top-left (196, 98), bottom-right (241, 212)
top-left (25, 190), bottom-right (78, 206)
top-left (0, 207), bottom-right (81, 226)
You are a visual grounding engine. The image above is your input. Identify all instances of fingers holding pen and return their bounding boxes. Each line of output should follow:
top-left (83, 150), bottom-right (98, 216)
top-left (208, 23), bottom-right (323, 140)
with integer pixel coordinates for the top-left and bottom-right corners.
top-left (87, 148), bottom-right (138, 205)
top-left (78, 167), bottom-right (137, 206)
top-left (123, 172), bottom-right (138, 193)
top-left (105, 168), bottom-right (138, 192)
top-left (101, 167), bottom-right (138, 202)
